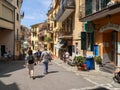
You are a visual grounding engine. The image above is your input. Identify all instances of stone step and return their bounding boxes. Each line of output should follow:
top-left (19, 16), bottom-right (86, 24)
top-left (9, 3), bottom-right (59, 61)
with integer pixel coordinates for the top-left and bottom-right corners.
top-left (100, 63), bottom-right (115, 74)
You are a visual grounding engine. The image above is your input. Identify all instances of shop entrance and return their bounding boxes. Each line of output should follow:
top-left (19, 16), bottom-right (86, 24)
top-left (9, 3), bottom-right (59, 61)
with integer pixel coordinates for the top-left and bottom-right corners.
top-left (111, 31), bottom-right (117, 65)
top-left (103, 31), bottom-right (117, 65)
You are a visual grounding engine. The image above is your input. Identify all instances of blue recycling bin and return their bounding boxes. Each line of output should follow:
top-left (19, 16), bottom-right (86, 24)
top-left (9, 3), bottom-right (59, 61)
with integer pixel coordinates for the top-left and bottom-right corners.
top-left (85, 57), bottom-right (95, 70)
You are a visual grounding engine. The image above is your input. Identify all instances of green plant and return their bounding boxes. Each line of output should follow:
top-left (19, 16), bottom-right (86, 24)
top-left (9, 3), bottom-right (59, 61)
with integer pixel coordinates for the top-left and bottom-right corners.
top-left (94, 56), bottom-right (102, 64)
top-left (44, 36), bottom-right (52, 42)
top-left (73, 56), bottom-right (86, 66)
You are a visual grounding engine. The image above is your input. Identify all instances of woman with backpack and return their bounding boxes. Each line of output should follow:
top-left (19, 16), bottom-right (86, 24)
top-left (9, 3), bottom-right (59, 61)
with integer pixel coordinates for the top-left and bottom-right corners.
top-left (25, 47), bottom-right (35, 79)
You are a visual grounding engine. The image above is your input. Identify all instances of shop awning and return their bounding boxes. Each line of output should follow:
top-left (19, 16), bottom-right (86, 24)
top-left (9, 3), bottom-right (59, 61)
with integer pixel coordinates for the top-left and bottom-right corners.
top-left (54, 43), bottom-right (64, 49)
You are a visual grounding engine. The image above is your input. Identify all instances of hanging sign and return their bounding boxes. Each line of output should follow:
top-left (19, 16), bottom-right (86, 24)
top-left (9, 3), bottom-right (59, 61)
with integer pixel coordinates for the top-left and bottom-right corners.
top-left (100, 23), bottom-right (120, 32)
top-left (84, 21), bottom-right (94, 33)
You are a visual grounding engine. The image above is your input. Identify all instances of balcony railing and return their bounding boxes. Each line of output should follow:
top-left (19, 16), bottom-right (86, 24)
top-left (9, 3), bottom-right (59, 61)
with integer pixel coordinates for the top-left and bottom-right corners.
top-left (79, 2), bottom-right (120, 21)
top-left (56, 0), bottom-right (75, 22)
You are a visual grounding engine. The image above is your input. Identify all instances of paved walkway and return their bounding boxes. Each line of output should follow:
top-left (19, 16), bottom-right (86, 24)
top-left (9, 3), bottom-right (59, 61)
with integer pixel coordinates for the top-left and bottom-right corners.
top-left (0, 59), bottom-right (120, 90)
top-left (0, 60), bottom-right (94, 90)
top-left (53, 59), bottom-right (120, 90)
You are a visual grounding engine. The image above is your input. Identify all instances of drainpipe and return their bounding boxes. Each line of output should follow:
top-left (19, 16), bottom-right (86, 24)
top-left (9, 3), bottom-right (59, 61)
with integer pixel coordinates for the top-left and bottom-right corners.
top-left (13, 8), bottom-right (16, 60)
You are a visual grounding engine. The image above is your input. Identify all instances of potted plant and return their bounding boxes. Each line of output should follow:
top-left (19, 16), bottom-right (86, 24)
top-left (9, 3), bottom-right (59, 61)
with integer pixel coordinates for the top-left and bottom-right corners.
top-left (73, 56), bottom-right (86, 70)
top-left (94, 56), bottom-right (102, 65)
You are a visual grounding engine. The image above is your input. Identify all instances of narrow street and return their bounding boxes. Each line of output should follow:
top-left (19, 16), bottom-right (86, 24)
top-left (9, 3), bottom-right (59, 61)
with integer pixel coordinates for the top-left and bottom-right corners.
top-left (0, 60), bottom-right (94, 90)
top-left (0, 60), bottom-right (120, 90)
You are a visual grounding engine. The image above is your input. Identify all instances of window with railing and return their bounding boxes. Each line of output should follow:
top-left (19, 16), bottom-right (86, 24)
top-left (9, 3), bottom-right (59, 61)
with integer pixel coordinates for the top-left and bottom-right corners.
top-left (96, 0), bottom-right (100, 11)
top-left (101, 0), bottom-right (110, 9)
top-left (32, 28), bottom-right (37, 37)
top-left (60, 0), bottom-right (64, 9)
top-left (62, 15), bottom-right (73, 35)
top-left (85, 0), bottom-right (92, 16)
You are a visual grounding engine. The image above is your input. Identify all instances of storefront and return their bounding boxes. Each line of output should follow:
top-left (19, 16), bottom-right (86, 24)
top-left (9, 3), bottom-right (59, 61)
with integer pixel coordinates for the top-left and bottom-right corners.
top-left (54, 38), bottom-right (72, 60)
top-left (93, 11), bottom-right (120, 66)
top-left (80, 3), bottom-right (120, 67)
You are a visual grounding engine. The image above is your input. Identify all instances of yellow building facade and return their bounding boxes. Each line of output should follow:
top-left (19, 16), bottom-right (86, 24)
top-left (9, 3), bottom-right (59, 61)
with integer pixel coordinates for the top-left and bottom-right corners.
top-left (14, 0), bottom-right (23, 59)
top-left (48, 0), bottom-right (84, 59)
top-left (30, 24), bottom-right (40, 53)
top-left (0, 0), bottom-right (15, 59)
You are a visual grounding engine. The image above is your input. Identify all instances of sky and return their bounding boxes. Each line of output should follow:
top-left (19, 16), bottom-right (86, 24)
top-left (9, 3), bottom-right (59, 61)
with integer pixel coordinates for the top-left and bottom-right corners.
top-left (21, 0), bottom-right (51, 28)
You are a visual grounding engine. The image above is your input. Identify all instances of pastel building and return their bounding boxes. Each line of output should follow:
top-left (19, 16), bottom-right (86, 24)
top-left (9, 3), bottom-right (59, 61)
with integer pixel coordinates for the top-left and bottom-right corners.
top-left (79, 0), bottom-right (120, 69)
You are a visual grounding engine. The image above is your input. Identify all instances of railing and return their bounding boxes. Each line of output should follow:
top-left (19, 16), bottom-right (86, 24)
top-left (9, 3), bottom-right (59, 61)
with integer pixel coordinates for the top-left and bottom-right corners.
top-left (56, 0), bottom-right (75, 21)
top-left (79, 2), bottom-right (120, 19)
top-left (63, 0), bottom-right (75, 8)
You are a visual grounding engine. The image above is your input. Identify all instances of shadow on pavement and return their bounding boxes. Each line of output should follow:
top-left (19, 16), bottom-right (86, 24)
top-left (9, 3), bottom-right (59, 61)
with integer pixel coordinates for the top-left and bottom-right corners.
top-left (0, 81), bottom-right (20, 90)
top-left (34, 75), bottom-right (45, 79)
top-left (0, 61), bottom-right (25, 78)
top-left (88, 86), bottom-right (110, 90)
top-left (48, 71), bottom-right (59, 74)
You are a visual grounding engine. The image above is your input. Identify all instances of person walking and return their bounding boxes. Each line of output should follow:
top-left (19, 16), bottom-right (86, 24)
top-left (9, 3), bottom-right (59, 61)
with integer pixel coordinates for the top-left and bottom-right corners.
top-left (40, 46), bottom-right (52, 75)
top-left (36, 49), bottom-right (42, 64)
top-left (65, 50), bottom-right (70, 63)
top-left (7, 50), bottom-right (12, 59)
top-left (25, 47), bottom-right (35, 79)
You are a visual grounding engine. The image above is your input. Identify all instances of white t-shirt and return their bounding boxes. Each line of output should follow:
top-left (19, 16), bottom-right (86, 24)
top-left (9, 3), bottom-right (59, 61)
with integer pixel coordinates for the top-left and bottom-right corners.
top-left (65, 52), bottom-right (69, 59)
top-left (41, 50), bottom-right (51, 62)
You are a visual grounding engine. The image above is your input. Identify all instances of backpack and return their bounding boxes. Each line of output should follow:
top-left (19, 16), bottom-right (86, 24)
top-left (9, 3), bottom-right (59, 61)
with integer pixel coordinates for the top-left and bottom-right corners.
top-left (37, 51), bottom-right (41, 57)
top-left (28, 55), bottom-right (34, 64)
top-left (44, 52), bottom-right (52, 61)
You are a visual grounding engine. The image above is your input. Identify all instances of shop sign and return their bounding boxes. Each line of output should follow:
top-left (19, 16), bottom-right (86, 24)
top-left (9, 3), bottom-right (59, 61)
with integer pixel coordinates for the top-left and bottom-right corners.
top-left (84, 21), bottom-right (94, 33)
top-left (100, 23), bottom-right (120, 32)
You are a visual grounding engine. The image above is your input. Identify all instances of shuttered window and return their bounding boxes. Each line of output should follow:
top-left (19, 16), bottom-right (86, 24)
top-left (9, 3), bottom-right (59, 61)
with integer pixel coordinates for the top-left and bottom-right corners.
top-left (81, 32), bottom-right (87, 50)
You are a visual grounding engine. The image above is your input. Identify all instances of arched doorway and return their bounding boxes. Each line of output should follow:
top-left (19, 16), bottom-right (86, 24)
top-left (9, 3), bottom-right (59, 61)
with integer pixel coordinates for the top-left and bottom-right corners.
top-left (102, 30), bottom-right (117, 65)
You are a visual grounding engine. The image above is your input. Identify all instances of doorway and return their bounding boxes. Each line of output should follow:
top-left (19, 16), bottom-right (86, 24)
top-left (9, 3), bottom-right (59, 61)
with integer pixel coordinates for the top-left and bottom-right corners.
top-left (1, 45), bottom-right (6, 57)
top-left (111, 31), bottom-right (117, 65)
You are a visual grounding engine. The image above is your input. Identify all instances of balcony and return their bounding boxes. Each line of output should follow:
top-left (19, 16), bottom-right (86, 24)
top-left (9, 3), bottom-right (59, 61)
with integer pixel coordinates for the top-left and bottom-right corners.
top-left (79, 2), bottom-right (120, 22)
top-left (58, 31), bottom-right (73, 39)
top-left (56, 0), bottom-right (75, 22)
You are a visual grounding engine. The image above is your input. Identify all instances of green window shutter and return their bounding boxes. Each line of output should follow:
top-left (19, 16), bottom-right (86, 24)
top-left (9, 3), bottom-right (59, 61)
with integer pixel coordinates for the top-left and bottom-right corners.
top-left (81, 32), bottom-right (87, 50)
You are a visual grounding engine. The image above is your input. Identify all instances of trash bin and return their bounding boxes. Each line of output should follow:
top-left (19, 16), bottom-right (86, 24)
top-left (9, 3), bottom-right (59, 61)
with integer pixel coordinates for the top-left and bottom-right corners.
top-left (85, 57), bottom-right (95, 70)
